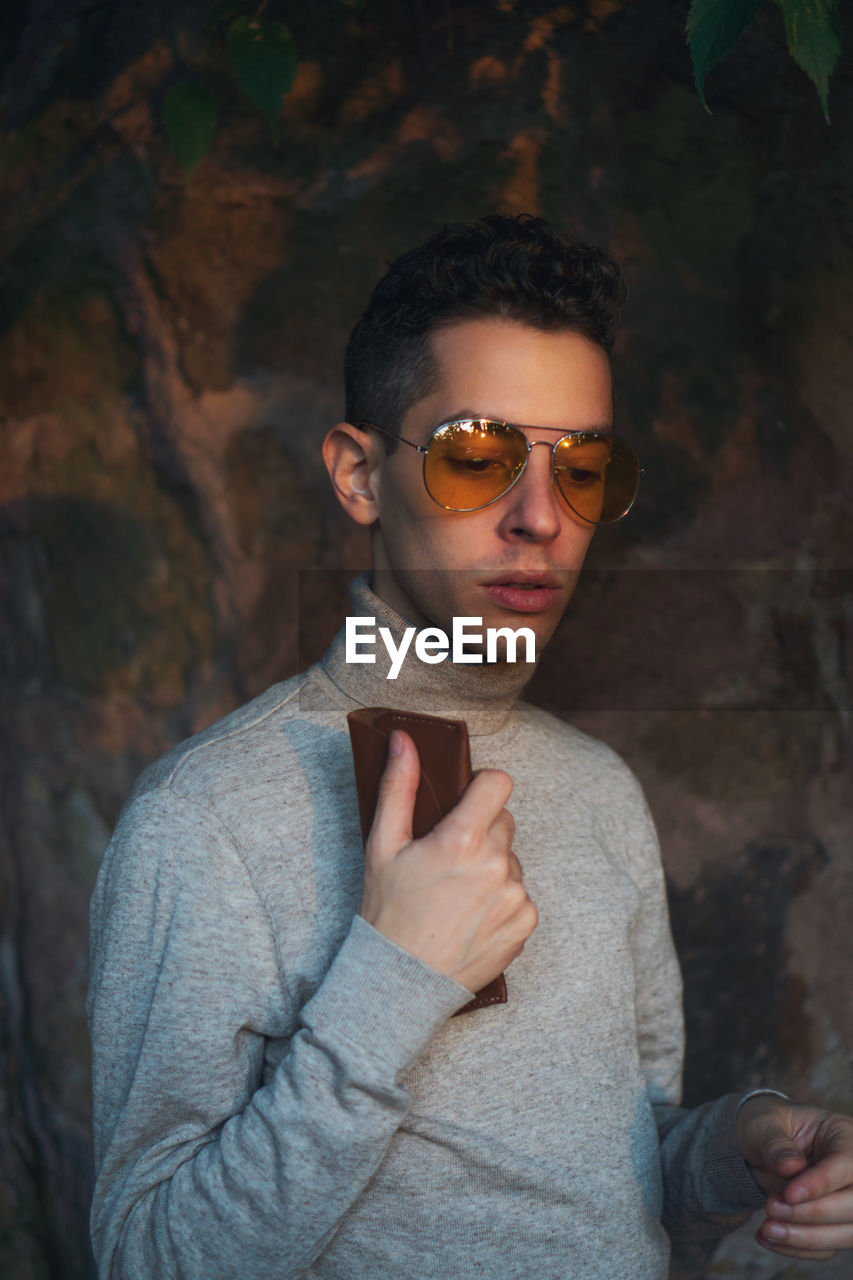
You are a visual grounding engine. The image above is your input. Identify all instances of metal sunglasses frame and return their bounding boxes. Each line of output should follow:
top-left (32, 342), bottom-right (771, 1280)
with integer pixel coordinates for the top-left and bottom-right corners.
top-left (358, 417), bottom-right (642, 523)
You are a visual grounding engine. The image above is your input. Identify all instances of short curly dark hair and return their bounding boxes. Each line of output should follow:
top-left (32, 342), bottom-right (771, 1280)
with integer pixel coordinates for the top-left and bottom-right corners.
top-left (345, 214), bottom-right (626, 449)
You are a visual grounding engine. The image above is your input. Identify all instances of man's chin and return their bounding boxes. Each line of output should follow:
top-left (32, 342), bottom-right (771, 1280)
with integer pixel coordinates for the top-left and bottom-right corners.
top-left (374, 567), bottom-right (570, 655)
top-left (451, 599), bottom-right (567, 662)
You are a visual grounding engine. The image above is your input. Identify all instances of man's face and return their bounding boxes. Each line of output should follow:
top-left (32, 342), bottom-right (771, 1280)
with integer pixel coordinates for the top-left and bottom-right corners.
top-left (368, 318), bottom-right (614, 655)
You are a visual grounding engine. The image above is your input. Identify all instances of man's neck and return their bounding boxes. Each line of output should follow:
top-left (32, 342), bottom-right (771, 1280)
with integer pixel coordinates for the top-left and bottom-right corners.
top-left (319, 573), bottom-right (536, 736)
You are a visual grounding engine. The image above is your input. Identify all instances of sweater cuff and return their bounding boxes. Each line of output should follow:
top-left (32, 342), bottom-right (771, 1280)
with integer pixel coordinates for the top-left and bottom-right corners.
top-left (299, 915), bottom-right (473, 1073)
top-left (706, 1093), bottom-right (768, 1209)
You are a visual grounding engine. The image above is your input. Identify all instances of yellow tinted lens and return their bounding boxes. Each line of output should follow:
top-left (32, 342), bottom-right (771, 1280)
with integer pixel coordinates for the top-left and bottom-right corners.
top-left (554, 433), bottom-right (640, 524)
top-left (424, 420), bottom-right (527, 510)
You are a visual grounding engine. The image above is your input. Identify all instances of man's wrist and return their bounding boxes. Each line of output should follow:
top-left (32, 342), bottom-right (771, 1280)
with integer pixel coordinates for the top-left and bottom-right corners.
top-left (735, 1090), bottom-right (792, 1177)
top-left (736, 1091), bottom-right (791, 1153)
top-left (737, 1088), bottom-right (790, 1116)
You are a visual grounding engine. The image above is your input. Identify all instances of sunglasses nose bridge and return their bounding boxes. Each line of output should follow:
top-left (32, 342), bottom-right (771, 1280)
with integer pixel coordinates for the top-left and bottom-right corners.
top-left (523, 436), bottom-right (562, 484)
top-left (505, 436), bottom-right (564, 507)
top-left (524, 436), bottom-right (565, 457)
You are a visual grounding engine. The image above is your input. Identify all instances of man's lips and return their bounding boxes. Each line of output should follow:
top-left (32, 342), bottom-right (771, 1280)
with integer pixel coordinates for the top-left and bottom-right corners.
top-left (478, 573), bottom-right (567, 613)
top-left (481, 571), bottom-right (565, 588)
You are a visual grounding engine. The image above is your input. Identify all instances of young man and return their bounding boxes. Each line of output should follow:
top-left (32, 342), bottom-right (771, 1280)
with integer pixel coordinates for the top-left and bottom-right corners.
top-left (88, 216), bottom-right (853, 1278)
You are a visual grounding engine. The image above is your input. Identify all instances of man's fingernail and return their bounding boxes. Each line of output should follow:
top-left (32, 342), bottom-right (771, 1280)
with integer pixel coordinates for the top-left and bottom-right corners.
top-left (788, 1185), bottom-right (809, 1204)
top-left (389, 730), bottom-right (402, 757)
top-left (768, 1199), bottom-right (791, 1219)
top-left (764, 1222), bottom-right (787, 1241)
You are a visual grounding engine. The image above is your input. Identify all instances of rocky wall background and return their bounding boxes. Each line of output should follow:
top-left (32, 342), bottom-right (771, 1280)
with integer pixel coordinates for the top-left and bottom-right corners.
top-left (1, 1), bottom-right (851, 1276)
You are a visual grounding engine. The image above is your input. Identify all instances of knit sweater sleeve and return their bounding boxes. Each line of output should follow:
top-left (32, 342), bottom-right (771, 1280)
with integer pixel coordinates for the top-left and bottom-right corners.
top-left (621, 780), bottom-right (767, 1240)
top-left (86, 787), bottom-right (471, 1280)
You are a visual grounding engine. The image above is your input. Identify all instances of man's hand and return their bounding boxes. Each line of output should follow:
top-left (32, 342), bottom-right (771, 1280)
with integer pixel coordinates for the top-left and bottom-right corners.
top-left (358, 729), bottom-right (538, 993)
top-left (737, 1095), bottom-right (853, 1260)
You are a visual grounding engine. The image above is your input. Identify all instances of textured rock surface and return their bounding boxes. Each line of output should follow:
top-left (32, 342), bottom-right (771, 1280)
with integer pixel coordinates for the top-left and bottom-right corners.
top-left (1, 2), bottom-right (851, 1276)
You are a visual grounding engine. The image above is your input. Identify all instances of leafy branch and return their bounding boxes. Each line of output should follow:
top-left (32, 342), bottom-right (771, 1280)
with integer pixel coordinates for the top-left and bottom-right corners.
top-left (161, 0), bottom-right (844, 177)
top-left (687, 0), bottom-right (842, 120)
top-left (161, 2), bottom-right (299, 177)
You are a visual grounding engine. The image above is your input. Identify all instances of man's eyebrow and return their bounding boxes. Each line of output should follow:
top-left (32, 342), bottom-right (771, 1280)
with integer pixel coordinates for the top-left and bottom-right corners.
top-left (437, 408), bottom-right (614, 433)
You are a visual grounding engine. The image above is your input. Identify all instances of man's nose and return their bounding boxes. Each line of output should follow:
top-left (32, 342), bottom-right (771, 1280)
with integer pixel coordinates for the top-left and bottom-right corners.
top-left (496, 441), bottom-right (562, 542)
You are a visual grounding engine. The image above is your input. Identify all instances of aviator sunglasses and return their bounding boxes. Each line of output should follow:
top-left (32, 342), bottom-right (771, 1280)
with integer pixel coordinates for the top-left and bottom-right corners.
top-left (360, 418), bottom-right (642, 524)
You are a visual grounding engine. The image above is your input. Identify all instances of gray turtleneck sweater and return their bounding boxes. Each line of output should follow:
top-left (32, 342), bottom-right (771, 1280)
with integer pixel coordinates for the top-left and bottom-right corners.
top-left (87, 575), bottom-right (765, 1279)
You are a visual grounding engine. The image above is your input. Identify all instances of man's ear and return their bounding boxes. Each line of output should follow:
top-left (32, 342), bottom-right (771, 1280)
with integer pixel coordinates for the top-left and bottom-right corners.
top-left (322, 422), bottom-right (382, 525)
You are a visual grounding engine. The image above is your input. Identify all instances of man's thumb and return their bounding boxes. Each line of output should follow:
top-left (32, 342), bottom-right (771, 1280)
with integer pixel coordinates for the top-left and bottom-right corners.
top-left (366, 730), bottom-right (420, 863)
top-left (764, 1134), bottom-right (808, 1175)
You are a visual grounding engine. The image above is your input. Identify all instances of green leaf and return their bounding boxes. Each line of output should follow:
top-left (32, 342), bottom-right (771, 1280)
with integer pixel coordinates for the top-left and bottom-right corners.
top-left (777, 0), bottom-right (841, 120)
top-left (687, 0), bottom-right (764, 110)
top-left (162, 80), bottom-right (218, 178)
top-left (204, 0), bottom-right (241, 35)
top-left (226, 16), bottom-right (298, 130)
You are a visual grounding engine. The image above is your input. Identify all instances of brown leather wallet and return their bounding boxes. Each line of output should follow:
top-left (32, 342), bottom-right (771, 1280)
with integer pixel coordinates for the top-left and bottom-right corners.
top-left (347, 706), bottom-right (507, 1016)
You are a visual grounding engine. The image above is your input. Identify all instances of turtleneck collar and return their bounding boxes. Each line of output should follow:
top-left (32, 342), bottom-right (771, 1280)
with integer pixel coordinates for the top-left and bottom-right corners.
top-left (319, 573), bottom-right (536, 736)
